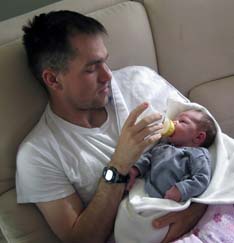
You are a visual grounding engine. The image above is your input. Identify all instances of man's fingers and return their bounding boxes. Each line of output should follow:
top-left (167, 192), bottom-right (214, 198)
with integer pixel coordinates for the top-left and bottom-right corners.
top-left (139, 132), bottom-right (162, 149)
top-left (152, 214), bottom-right (182, 243)
top-left (125, 102), bottom-right (149, 127)
top-left (161, 223), bottom-right (182, 243)
top-left (152, 212), bottom-right (176, 228)
top-left (134, 112), bottom-right (162, 132)
top-left (135, 123), bottom-right (163, 142)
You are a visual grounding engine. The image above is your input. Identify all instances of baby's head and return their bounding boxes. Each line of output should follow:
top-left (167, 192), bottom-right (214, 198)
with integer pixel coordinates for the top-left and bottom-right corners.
top-left (168, 109), bottom-right (217, 148)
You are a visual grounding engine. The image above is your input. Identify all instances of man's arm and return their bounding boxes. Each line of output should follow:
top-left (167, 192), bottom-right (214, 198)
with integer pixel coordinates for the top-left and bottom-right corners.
top-left (38, 102), bottom-right (163, 242)
top-left (38, 180), bottom-right (125, 243)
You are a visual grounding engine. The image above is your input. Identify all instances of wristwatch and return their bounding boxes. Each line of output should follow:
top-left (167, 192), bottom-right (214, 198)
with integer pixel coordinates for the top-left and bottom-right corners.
top-left (102, 166), bottom-right (129, 183)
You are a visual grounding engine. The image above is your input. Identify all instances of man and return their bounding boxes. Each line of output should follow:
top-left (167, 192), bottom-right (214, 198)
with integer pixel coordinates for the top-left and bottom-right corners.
top-left (16, 10), bottom-right (206, 243)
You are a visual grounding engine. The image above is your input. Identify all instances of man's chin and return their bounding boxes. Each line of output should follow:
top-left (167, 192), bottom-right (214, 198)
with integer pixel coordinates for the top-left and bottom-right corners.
top-left (93, 97), bottom-right (109, 109)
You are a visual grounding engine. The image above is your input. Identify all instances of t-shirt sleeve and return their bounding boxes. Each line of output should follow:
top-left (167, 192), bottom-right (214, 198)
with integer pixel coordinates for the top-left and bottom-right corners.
top-left (16, 141), bottom-right (75, 203)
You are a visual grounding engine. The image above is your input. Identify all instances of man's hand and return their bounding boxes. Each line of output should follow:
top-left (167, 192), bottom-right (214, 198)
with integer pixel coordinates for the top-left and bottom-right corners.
top-left (164, 185), bottom-right (181, 202)
top-left (111, 102), bottom-right (162, 174)
top-left (152, 203), bottom-right (207, 243)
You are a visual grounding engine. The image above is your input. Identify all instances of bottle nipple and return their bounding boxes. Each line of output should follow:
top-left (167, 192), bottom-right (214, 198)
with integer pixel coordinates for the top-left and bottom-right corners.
top-left (161, 117), bottom-right (175, 137)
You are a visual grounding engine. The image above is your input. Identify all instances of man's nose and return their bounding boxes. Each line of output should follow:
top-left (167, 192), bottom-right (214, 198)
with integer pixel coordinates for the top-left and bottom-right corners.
top-left (99, 63), bottom-right (112, 83)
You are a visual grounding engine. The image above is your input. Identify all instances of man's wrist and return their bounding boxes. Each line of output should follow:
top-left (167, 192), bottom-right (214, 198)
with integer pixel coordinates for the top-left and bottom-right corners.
top-left (109, 161), bottom-right (130, 176)
top-left (102, 166), bottom-right (130, 184)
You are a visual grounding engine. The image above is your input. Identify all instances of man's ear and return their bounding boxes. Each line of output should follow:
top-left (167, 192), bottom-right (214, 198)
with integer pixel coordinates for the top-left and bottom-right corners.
top-left (42, 68), bottom-right (62, 91)
top-left (194, 131), bottom-right (206, 146)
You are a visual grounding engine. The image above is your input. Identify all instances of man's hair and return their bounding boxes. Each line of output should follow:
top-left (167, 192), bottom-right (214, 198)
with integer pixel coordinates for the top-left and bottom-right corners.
top-left (22, 10), bottom-right (107, 91)
top-left (194, 109), bottom-right (217, 148)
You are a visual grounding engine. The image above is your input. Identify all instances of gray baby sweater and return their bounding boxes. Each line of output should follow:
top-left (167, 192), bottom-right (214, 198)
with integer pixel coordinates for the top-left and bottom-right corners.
top-left (135, 144), bottom-right (211, 201)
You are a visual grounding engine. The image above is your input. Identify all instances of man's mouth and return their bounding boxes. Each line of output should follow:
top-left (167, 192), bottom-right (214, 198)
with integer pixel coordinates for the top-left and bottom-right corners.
top-left (98, 84), bottom-right (110, 94)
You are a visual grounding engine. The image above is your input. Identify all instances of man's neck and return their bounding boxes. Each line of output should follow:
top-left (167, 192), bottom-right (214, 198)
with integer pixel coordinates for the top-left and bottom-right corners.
top-left (49, 101), bottom-right (108, 128)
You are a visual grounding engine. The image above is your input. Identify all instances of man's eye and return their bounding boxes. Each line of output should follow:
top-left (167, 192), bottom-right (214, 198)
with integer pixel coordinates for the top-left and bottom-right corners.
top-left (86, 69), bottom-right (95, 73)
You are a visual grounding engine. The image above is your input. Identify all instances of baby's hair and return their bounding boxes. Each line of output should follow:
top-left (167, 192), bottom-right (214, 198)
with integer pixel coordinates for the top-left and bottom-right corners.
top-left (193, 109), bottom-right (217, 148)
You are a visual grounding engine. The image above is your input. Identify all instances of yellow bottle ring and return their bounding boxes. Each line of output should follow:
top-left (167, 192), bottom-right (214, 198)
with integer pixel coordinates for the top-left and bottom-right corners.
top-left (162, 119), bottom-right (175, 137)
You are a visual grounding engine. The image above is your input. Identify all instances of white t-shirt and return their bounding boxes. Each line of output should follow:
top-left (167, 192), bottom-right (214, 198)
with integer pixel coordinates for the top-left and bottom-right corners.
top-left (16, 102), bottom-right (119, 205)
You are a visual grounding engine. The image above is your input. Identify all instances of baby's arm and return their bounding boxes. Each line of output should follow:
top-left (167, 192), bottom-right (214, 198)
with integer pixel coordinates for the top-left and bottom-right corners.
top-left (126, 166), bottom-right (140, 191)
top-left (126, 150), bottom-right (152, 191)
top-left (174, 149), bottom-right (211, 201)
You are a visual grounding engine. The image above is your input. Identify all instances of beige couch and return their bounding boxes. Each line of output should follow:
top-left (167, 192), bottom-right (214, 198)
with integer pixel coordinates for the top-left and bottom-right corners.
top-left (0, 0), bottom-right (233, 242)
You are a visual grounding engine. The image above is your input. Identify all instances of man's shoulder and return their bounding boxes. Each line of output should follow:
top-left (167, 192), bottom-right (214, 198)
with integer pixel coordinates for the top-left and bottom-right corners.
top-left (18, 109), bottom-right (56, 158)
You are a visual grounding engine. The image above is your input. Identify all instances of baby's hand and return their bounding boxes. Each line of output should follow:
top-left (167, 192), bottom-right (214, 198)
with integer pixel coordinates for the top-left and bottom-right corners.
top-left (126, 166), bottom-right (140, 191)
top-left (164, 185), bottom-right (181, 202)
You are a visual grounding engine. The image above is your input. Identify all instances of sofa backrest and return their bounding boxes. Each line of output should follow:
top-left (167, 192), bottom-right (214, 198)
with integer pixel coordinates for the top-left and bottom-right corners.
top-left (0, 0), bottom-right (126, 45)
top-left (0, 0), bottom-right (157, 195)
top-left (144, 0), bottom-right (234, 95)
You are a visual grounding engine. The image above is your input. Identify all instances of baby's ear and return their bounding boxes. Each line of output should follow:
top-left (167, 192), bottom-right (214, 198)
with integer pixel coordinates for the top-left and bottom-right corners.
top-left (195, 131), bottom-right (206, 146)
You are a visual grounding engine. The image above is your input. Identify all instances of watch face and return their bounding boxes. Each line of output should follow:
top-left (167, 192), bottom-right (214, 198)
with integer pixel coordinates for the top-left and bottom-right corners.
top-left (103, 166), bottom-right (129, 183)
top-left (105, 169), bottom-right (114, 181)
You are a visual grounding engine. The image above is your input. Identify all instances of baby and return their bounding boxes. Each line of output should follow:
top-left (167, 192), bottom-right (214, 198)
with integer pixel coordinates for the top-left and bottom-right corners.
top-left (127, 109), bottom-right (217, 202)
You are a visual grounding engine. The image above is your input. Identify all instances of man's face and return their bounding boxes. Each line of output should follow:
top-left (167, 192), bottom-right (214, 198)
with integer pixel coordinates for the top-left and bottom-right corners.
top-left (56, 34), bottom-right (112, 110)
top-left (168, 110), bottom-right (203, 147)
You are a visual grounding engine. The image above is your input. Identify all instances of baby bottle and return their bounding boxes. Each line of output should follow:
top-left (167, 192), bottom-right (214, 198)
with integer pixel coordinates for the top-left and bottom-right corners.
top-left (160, 117), bottom-right (175, 137)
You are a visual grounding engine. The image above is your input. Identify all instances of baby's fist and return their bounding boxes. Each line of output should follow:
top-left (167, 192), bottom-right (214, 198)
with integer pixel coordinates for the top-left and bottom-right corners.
top-left (164, 185), bottom-right (181, 202)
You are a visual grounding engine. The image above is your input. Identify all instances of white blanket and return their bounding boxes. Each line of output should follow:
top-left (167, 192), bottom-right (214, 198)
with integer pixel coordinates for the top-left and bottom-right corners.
top-left (111, 66), bottom-right (234, 243)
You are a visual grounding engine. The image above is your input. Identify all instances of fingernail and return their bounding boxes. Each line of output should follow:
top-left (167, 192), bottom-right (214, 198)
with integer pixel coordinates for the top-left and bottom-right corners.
top-left (144, 102), bottom-right (149, 108)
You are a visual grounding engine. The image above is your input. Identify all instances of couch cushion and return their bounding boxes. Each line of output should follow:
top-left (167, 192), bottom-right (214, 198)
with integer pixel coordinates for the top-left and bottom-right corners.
top-left (189, 76), bottom-right (234, 138)
top-left (0, 189), bottom-right (60, 243)
top-left (0, 40), bottom-right (48, 195)
top-left (0, 0), bottom-right (126, 45)
top-left (0, 230), bottom-right (6, 243)
top-left (89, 1), bottom-right (157, 71)
top-left (144, 0), bottom-right (234, 95)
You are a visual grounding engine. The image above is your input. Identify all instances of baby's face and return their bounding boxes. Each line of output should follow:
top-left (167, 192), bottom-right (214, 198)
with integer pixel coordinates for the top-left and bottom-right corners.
top-left (168, 110), bottom-right (203, 147)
